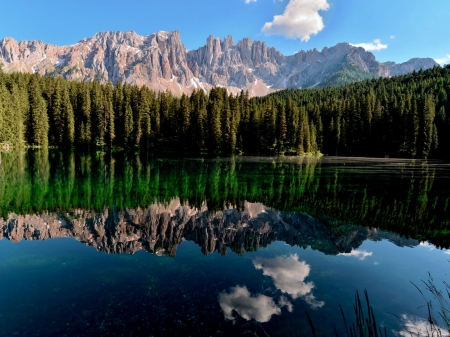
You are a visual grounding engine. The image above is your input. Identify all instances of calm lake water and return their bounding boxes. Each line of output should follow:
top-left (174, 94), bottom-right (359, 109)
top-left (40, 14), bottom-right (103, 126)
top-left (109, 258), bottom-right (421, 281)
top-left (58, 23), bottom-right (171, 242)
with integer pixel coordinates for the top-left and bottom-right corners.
top-left (1, 150), bottom-right (450, 336)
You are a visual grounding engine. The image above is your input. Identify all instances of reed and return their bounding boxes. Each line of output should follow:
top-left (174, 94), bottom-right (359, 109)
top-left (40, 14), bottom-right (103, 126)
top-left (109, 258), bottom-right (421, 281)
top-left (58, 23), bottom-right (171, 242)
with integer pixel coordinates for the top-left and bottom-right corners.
top-left (307, 290), bottom-right (387, 337)
top-left (410, 271), bottom-right (450, 336)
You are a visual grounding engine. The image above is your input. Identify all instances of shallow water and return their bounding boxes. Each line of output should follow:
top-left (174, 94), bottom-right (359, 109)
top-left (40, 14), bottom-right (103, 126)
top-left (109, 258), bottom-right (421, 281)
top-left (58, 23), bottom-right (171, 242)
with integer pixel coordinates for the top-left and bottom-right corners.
top-left (1, 150), bottom-right (450, 336)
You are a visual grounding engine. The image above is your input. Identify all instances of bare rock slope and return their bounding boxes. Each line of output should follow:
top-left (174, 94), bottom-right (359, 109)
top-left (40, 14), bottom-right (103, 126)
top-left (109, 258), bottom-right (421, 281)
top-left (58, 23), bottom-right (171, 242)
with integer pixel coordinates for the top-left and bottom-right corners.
top-left (0, 30), bottom-right (438, 97)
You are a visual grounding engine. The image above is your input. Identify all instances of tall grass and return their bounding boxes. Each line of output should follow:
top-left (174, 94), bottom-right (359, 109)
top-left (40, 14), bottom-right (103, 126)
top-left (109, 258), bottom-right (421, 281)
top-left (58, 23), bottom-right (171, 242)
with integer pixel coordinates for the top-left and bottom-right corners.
top-left (409, 272), bottom-right (450, 336)
top-left (307, 290), bottom-right (387, 337)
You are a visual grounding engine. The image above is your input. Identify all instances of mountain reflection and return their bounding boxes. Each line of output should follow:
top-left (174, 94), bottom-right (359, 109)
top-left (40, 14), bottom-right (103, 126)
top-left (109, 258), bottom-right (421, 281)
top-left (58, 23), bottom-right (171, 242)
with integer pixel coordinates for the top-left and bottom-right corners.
top-left (1, 150), bottom-right (450, 248)
top-left (0, 199), bottom-right (420, 257)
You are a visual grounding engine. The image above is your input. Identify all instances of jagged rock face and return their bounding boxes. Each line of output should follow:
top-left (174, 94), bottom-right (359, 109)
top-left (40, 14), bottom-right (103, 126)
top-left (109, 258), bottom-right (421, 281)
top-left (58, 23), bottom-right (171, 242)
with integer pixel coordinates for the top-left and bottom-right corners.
top-left (0, 31), bottom-right (437, 96)
top-left (0, 30), bottom-right (197, 95)
top-left (382, 58), bottom-right (438, 76)
top-left (0, 200), bottom-right (418, 256)
top-left (0, 31), bottom-right (439, 97)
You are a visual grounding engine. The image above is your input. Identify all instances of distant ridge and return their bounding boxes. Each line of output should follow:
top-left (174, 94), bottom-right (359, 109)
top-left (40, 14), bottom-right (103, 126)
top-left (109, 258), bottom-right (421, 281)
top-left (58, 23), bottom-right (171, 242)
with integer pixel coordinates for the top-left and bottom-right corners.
top-left (0, 30), bottom-right (438, 97)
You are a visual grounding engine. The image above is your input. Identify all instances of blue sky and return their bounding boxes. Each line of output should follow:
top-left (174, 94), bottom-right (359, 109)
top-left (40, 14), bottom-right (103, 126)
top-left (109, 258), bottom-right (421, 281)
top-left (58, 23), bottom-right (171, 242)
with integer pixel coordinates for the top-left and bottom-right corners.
top-left (2, 0), bottom-right (449, 64)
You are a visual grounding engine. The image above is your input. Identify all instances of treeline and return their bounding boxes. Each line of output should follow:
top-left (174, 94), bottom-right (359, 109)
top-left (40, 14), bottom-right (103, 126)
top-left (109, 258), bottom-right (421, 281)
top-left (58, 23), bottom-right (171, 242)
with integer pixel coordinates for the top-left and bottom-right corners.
top-left (1, 65), bottom-right (450, 158)
top-left (263, 65), bottom-right (450, 158)
top-left (0, 69), bottom-right (319, 155)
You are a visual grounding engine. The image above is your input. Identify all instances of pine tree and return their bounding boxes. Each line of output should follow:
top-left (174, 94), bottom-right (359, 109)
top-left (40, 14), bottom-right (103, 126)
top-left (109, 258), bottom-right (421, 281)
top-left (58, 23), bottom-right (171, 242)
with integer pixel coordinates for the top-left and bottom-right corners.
top-left (190, 89), bottom-right (207, 154)
top-left (138, 86), bottom-right (152, 149)
top-left (104, 83), bottom-right (115, 147)
top-left (27, 79), bottom-right (49, 147)
top-left (310, 121), bottom-right (318, 153)
top-left (286, 98), bottom-right (299, 149)
top-left (124, 99), bottom-right (134, 147)
top-left (207, 87), bottom-right (223, 155)
top-left (229, 94), bottom-right (240, 155)
top-left (419, 94), bottom-right (436, 158)
top-left (221, 94), bottom-right (232, 154)
top-left (0, 83), bottom-right (8, 144)
top-left (48, 81), bottom-right (63, 145)
top-left (90, 82), bottom-right (105, 146)
top-left (61, 86), bottom-right (75, 146)
top-left (276, 101), bottom-right (287, 154)
top-left (113, 81), bottom-right (124, 144)
top-left (78, 86), bottom-right (91, 146)
top-left (180, 93), bottom-right (191, 153)
top-left (0, 83), bottom-right (24, 146)
top-left (407, 98), bottom-right (419, 157)
top-left (264, 102), bottom-right (277, 153)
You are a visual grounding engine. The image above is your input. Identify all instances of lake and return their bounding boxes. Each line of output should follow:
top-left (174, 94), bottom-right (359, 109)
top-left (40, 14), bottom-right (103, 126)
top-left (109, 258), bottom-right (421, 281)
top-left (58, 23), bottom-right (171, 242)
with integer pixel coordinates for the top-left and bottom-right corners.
top-left (1, 150), bottom-right (450, 336)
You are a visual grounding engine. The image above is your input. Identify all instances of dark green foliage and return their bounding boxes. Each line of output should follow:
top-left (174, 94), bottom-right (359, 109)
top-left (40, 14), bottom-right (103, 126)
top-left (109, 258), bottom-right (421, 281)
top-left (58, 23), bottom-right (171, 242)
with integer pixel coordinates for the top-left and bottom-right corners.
top-left (264, 65), bottom-right (450, 158)
top-left (27, 78), bottom-right (49, 147)
top-left (0, 65), bottom-right (450, 158)
top-left (0, 71), bottom-right (317, 155)
top-left (318, 63), bottom-right (378, 88)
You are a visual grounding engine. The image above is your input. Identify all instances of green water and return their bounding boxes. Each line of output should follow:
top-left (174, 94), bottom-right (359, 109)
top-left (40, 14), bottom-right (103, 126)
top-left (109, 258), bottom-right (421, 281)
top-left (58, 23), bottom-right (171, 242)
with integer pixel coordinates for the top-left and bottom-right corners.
top-left (1, 150), bottom-right (450, 336)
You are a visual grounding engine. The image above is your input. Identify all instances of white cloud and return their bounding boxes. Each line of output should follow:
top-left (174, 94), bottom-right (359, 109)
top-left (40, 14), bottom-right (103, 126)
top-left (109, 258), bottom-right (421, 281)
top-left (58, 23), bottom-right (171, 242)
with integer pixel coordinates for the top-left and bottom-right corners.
top-left (253, 254), bottom-right (324, 308)
top-left (245, 0), bottom-right (257, 3)
top-left (218, 286), bottom-right (286, 322)
top-left (279, 296), bottom-right (293, 312)
top-left (394, 314), bottom-right (448, 337)
top-left (350, 39), bottom-right (388, 51)
top-left (390, 35), bottom-right (396, 39)
top-left (262, 0), bottom-right (330, 41)
top-left (420, 241), bottom-right (436, 251)
top-left (339, 249), bottom-right (373, 260)
top-left (435, 54), bottom-right (450, 66)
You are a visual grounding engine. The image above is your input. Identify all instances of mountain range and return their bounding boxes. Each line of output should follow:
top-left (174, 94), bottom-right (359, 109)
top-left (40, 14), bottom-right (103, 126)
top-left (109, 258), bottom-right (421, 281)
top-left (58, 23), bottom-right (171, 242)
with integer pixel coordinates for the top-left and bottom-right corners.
top-left (0, 30), bottom-right (438, 97)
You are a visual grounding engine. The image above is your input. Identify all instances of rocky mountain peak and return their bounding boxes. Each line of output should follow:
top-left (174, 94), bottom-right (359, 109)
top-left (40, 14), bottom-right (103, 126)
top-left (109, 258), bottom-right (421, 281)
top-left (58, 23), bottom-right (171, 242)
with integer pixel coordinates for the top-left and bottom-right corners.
top-left (0, 30), bottom-right (439, 97)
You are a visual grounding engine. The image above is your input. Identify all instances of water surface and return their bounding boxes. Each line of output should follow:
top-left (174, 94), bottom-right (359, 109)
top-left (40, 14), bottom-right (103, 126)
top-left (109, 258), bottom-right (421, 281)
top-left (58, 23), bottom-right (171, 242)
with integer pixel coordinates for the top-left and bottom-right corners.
top-left (1, 151), bottom-right (450, 336)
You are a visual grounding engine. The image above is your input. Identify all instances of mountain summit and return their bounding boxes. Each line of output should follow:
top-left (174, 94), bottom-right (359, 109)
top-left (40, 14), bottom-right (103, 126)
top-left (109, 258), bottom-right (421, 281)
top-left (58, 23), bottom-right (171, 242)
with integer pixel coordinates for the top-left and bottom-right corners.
top-left (0, 30), bottom-right (438, 96)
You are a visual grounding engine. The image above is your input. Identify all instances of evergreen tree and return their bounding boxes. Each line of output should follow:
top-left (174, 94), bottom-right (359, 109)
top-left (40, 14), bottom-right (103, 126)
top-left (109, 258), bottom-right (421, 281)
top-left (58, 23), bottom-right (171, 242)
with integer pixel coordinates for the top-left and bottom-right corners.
top-left (78, 86), bottom-right (91, 146)
top-left (419, 94), bottom-right (436, 158)
top-left (0, 64), bottom-right (449, 158)
top-left (123, 99), bottom-right (134, 146)
top-left (61, 86), bottom-right (75, 146)
top-left (90, 82), bottom-right (105, 146)
top-left (27, 79), bottom-right (49, 147)
top-left (48, 81), bottom-right (63, 145)
top-left (180, 93), bottom-right (191, 153)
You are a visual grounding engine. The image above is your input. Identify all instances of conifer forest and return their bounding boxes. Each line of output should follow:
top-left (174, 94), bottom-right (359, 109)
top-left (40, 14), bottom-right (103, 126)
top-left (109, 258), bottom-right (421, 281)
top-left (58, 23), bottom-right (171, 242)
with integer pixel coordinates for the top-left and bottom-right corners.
top-left (1, 65), bottom-right (450, 158)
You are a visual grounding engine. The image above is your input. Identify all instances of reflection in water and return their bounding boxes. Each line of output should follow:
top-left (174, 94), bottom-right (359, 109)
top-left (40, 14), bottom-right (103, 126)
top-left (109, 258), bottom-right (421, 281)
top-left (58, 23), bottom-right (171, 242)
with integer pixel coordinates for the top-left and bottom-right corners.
top-left (339, 249), bottom-right (373, 260)
top-left (0, 200), bottom-right (420, 257)
top-left (253, 254), bottom-right (324, 308)
top-left (218, 254), bottom-right (321, 323)
top-left (395, 314), bottom-right (448, 337)
top-left (1, 150), bottom-right (450, 247)
top-left (218, 286), bottom-right (289, 323)
top-left (1, 152), bottom-right (450, 335)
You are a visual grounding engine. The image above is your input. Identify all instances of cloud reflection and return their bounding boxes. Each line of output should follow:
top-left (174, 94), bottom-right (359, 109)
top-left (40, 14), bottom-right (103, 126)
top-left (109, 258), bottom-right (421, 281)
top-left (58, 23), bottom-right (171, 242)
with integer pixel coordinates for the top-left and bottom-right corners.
top-left (339, 249), bottom-right (373, 260)
top-left (394, 314), bottom-right (448, 337)
top-left (279, 296), bottom-right (293, 312)
top-left (218, 286), bottom-right (290, 322)
top-left (252, 254), bottom-right (324, 308)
